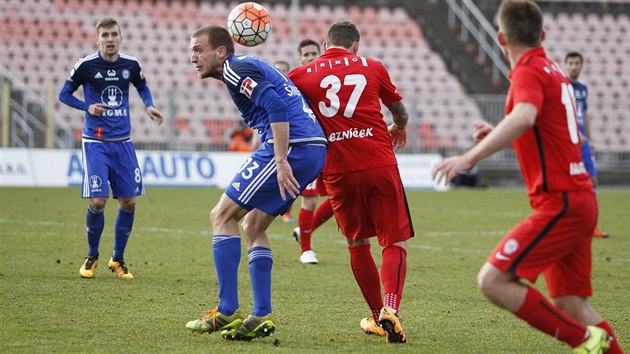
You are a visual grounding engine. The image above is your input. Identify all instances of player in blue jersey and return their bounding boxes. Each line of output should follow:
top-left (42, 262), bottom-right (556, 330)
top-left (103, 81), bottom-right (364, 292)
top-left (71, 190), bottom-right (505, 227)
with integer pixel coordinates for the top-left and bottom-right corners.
top-left (564, 52), bottom-right (609, 238)
top-left (59, 18), bottom-right (163, 280)
top-left (185, 25), bottom-right (327, 340)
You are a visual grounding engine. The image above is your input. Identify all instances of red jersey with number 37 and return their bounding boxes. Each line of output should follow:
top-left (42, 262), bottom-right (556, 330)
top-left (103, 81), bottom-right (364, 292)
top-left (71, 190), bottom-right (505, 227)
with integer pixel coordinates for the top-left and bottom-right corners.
top-left (289, 48), bottom-right (402, 174)
top-left (507, 47), bottom-right (592, 196)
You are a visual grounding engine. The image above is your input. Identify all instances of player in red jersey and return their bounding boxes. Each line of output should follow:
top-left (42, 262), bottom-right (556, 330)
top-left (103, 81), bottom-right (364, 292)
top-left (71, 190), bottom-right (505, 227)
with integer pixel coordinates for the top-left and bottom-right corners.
top-left (432, 1), bottom-right (622, 353)
top-left (289, 21), bottom-right (412, 343)
top-left (290, 39), bottom-right (337, 264)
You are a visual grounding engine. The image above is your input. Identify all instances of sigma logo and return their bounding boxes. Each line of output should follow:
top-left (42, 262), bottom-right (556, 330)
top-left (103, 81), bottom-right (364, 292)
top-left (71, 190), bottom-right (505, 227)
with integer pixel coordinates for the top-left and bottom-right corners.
top-left (239, 77), bottom-right (258, 98)
top-left (107, 69), bottom-right (116, 77)
top-left (101, 86), bottom-right (123, 108)
top-left (90, 175), bottom-right (102, 189)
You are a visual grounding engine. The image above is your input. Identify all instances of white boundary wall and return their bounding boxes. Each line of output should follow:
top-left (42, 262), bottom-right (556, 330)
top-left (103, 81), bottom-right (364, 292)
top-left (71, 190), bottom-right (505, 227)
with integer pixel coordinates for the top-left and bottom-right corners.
top-left (0, 148), bottom-right (447, 190)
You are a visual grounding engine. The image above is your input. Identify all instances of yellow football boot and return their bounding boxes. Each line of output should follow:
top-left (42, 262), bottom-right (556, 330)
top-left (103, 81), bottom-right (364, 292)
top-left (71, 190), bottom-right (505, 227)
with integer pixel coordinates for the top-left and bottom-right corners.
top-left (107, 258), bottom-right (134, 279)
top-left (79, 256), bottom-right (98, 278)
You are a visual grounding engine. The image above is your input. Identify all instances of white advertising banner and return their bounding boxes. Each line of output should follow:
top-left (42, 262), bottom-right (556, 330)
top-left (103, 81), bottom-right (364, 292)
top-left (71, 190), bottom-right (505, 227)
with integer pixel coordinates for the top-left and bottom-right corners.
top-left (1, 148), bottom-right (445, 190)
top-left (396, 153), bottom-right (448, 190)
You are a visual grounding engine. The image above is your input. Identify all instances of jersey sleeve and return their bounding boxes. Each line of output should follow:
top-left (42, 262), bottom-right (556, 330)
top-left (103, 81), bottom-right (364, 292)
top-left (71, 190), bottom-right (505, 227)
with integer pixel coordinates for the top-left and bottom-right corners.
top-left (225, 59), bottom-right (288, 123)
top-left (509, 66), bottom-right (544, 113)
top-left (225, 60), bottom-right (274, 106)
top-left (376, 61), bottom-right (403, 106)
top-left (64, 59), bottom-right (88, 91)
top-left (131, 61), bottom-right (154, 107)
top-left (130, 60), bottom-right (146, 86)
top-left (58, 60), bottom-right (89, 111)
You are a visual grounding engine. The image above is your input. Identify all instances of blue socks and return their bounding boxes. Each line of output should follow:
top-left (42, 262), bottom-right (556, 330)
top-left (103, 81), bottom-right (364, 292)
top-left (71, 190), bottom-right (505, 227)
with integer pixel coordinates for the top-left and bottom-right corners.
top-left (113, 209), bottom-right (134, 261)
top-left (212, 238), bottom-right (274, 317)
top-left (86, 207), bottom-right (104, 257)
top-left (248, 247), bottom-right (273, 317)
top-left (213, 235), bottom-right (241, 316)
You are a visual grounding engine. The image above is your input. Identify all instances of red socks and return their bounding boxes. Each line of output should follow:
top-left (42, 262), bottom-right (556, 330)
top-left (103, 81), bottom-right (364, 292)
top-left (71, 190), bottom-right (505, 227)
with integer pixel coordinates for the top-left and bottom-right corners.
top-left (349, 244), bottom-right (382, 321)
top-left (312, 198), bottom-right (334, 230)
top-left (514, 287), bottom-right (587, 347)
top-left (381, 245), bottom-right (407, 314)
top-left (597, 320), bottom-right (624, 354)
top-left (298, 208), bottom-right (314, 253)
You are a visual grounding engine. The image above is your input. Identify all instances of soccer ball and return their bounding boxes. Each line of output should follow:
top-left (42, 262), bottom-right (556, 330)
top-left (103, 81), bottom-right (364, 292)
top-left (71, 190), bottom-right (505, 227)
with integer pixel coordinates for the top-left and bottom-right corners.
top-left (227, 2), bottom-right (272, 47)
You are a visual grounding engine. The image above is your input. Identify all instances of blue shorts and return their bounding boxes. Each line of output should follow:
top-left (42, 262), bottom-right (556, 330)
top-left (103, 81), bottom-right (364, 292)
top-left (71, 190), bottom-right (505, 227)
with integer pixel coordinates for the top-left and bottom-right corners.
top-left (81, 138), bottom-right (144, 199)
top-left (225, 142), bottom-right (326, 216)
top-left (580, 140), bottom-right (597, 177)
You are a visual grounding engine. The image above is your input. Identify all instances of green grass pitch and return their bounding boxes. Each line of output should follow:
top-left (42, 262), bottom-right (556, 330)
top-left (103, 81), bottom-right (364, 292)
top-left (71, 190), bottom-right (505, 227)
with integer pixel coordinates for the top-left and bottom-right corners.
top-left (0, 187), bottom-right (628, 353)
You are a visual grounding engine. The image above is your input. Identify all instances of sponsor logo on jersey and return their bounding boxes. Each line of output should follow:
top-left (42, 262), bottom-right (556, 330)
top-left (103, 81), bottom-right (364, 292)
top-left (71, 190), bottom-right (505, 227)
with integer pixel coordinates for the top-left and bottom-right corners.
top-left (101, 86), bottom-right (123, 108)
top-left (105, 69), bottom-right (119, 81)
top-left (94, 72), bottom-right (103, 79)
top-left (232, 182), bottom-right (241, 191)
top-left (239, 77), bottom-right (258, 98)
top-left (328, 127), bottom-right (374, 142)
top-left (570, 161), bottom-right (587, 175)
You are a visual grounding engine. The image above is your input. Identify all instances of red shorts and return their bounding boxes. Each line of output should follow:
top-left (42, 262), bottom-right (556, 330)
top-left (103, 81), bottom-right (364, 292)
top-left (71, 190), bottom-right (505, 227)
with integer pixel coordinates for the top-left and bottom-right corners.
top-left (302, 175), bottom-right (327, 197)
top-left (324, 165), bottom-right (413, 246)
top-left (488, 190), bottom-right (598, 298)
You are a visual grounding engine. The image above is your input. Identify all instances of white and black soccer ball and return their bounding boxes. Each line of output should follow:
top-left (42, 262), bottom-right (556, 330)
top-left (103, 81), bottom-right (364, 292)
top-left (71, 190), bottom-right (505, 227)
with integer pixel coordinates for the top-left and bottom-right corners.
top-left (227, 2), bottom-right (272, 47)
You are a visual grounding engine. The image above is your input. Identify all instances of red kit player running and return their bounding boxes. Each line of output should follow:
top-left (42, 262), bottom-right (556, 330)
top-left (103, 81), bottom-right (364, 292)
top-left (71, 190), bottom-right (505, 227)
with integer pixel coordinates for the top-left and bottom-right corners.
top-left (432, 1), bottom-right (623, 353)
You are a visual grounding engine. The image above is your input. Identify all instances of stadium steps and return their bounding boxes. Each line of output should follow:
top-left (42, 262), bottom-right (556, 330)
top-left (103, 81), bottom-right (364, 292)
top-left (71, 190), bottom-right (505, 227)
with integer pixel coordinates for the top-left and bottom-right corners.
top-left (406, 1), bottom-right (509, 95)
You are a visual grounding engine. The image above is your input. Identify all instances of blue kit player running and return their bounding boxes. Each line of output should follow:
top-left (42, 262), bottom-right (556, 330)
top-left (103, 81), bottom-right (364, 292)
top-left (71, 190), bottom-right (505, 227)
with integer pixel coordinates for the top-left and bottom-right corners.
top-left (564, 52), bottom-right (609, 238)
top-left (59, 18), bottom-right (163, 279)
top-left (185, 25), bottom-right (326, 341)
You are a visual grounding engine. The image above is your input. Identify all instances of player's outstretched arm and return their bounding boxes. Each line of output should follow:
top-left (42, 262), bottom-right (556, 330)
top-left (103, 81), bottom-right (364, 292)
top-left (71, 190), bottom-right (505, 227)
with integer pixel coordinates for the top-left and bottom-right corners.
top-left (432, 103), bottom-right (536, 185)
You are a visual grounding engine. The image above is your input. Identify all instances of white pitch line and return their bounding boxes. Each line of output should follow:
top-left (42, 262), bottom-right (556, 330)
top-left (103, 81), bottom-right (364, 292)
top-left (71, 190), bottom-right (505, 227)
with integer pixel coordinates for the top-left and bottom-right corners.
top-left (422, 230), bottom-right (508, 237)
top-left (2, 218), bottom-right (628, 262)
top-left (449, 208), bottom-right (526, 218)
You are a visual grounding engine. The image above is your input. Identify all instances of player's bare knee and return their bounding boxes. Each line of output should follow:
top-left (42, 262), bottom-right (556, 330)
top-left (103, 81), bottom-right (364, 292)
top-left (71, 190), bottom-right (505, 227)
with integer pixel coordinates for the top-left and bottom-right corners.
top-left (210, 205), bottom-right (226, 226)
top-left (119, 198), bottom-right (136, 211)
top-left (477, 264), bottom-right (500, 297)
top-left (240, 218), bottom-right (262, 239)
top-left (90, 198), bottom-right (107, 211)
top-left (551, 296), bottom-right (586, 319)
top-left (301, 196), bottom-right (317, 211)
top-left (477, 271), bottom-right (492, 295)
